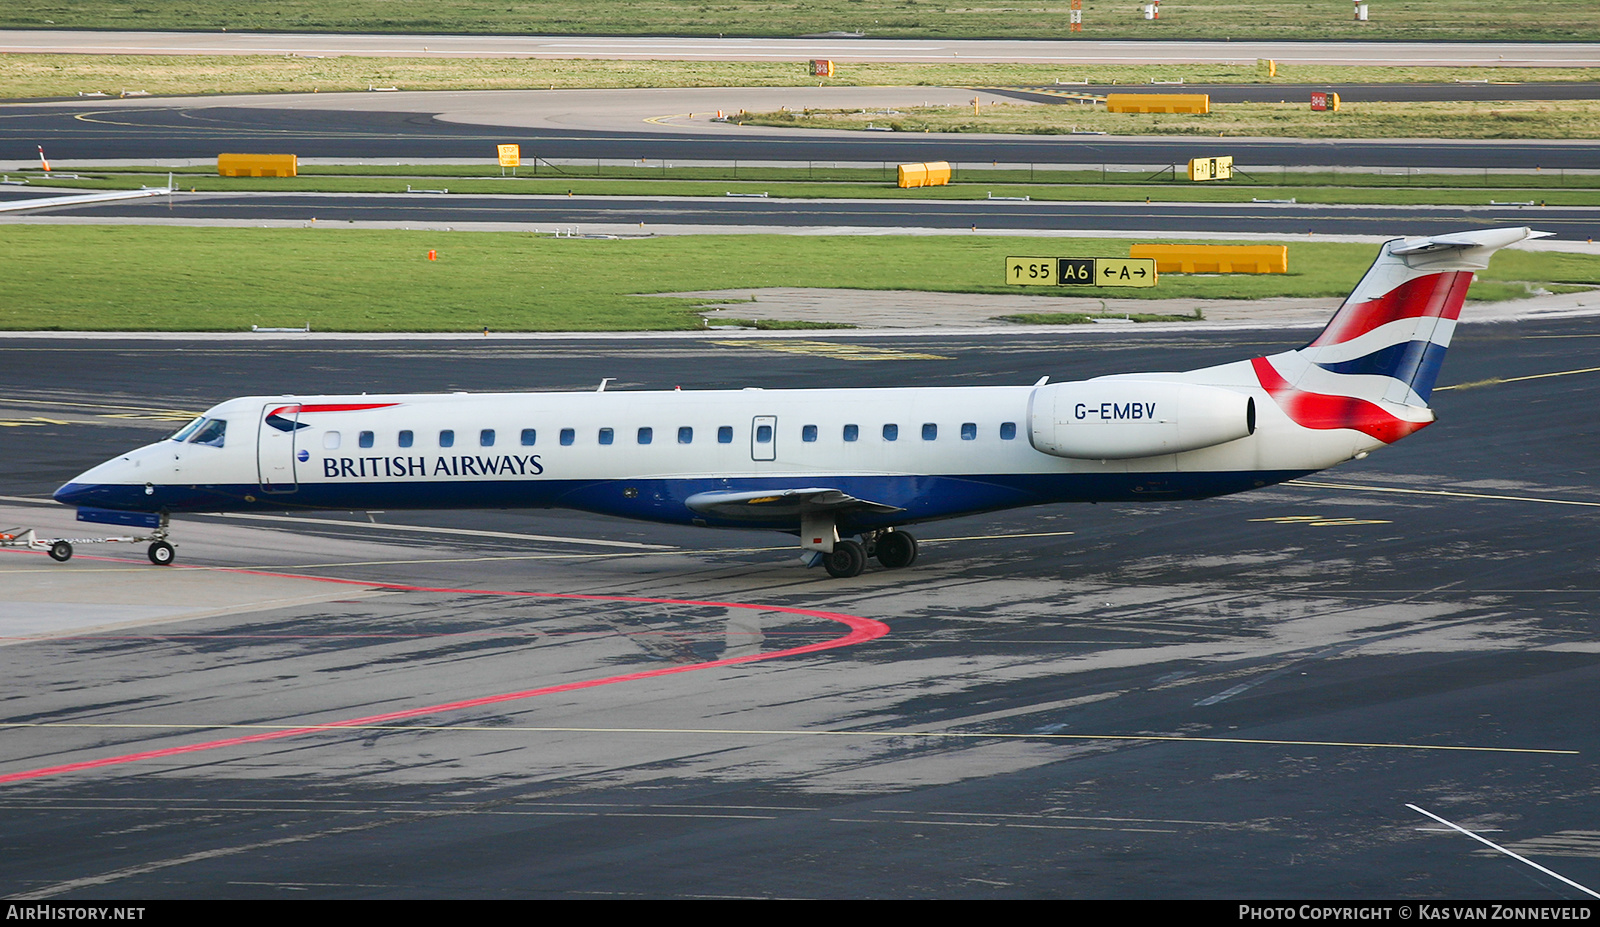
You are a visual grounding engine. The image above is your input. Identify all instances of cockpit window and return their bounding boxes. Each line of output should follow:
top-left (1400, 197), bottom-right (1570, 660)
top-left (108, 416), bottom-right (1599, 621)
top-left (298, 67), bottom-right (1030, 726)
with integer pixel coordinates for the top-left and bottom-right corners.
top-left (170, 417), bottom-right (206, 442)
top-left (189, 418), bottom-right (227, 448)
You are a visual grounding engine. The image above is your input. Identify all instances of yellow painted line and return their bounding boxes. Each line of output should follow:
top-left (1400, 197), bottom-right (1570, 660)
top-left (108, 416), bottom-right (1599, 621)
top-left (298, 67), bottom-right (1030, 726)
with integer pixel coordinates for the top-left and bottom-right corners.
top-left (0, 722), bottom-right (1573, 755)
top-left (99, 412), bottom-right (199, 422)
top-left (923, 530), bottom-right (1075, 542)
top-left (0, 395), bottom-right (198, 417)
top-left (710, 339), bottom-right (951, 361)
top-left (1250, 515), bottom-right (1392, 527)
top-left (1288, 480), bottom-right (1600, 508)
top-left (1437, 365), bottom-right (1600, 392)
top-left (642, 113), bottom-right (692, 125)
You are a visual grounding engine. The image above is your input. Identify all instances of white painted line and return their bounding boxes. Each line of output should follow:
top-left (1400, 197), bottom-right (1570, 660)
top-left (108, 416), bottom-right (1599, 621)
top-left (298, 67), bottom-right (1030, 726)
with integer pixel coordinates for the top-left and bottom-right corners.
top-left (1406, 803), bottom-right (1600, 899)
top-left (0, 495), bottom-right (56, 506)
top-left (0, 187), bottom-right (172, 213)
top-left (213, 512), bottom-right (675, 550)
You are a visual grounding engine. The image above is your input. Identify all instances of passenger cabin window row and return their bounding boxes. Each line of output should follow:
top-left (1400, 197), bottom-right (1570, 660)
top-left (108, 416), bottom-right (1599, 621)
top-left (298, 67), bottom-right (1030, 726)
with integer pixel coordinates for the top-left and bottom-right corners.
top-left (312, 422), bottom-right (1020, 449)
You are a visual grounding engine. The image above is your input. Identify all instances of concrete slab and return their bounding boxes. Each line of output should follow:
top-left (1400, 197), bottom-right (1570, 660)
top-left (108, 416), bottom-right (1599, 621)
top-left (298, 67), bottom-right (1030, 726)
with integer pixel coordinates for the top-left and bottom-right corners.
top-left (669, 284), bottom-right (1600, 330)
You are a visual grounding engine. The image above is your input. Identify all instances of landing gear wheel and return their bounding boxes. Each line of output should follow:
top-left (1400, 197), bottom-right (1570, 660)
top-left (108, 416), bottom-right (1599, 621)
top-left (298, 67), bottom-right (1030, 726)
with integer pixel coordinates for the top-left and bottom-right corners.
top-left (48, 541), bottom-right (73, 562)
top-left (822, 539), bottom-right (867, 578)
top-left (875, 531), bottom-right (918, 569)
top-left (148, 541), bottom-right (175, 566)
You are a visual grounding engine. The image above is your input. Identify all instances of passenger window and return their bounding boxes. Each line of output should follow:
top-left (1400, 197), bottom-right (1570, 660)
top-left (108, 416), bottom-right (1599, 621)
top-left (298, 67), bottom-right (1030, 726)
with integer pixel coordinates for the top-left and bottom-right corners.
top-left (961, 422), bottom-right (977, 441)
top-left (521, 428), bottom-right (536, 446)
top-left (638, 427), bottom-right (652, 445)
top-left (191, 419), bottom-right (227, 448)
top-left (480, 429), bottom-right (495, 447)
top-left (1000, 422), bottom-right (1017, 440)
top-left (843, 424), bottom-right (858, 442)
top-left (678, 426), bottom-right (693, 444)
top-left (358, 430), bottom-right (374, 449)
top-left (718, 426), bottom-right (733, 444)
top-left (324, 430), bottom-right (341, 450)
top-left (922, 423), bottom-right (937, 441)
top-left (560, 428), bottom-right (575, 446)
top-left (755, 424), bottom-right (773, 444)
top-left (439, 429), bottom-right (454, 448)
top-left (399, 430), bottom-right (414, 448)
top-left (599, 428), bottom-right (614, 445)
top-left (882, 424), bottom-right (898, 441)
top-left (802, 424), bottom-right (818, 442)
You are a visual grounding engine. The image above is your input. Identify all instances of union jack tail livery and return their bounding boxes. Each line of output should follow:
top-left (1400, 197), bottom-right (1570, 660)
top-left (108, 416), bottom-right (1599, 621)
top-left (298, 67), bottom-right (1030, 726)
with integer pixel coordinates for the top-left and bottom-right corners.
top-left (1241, 227), bottom-right (1549, 447)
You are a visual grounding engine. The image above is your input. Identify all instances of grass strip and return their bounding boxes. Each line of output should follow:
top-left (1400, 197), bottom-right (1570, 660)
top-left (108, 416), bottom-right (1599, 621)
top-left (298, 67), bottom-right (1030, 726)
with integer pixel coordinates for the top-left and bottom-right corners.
top-left (3, 55), bottom-right (1599, 101)
top-left (1, 226), bottom-right (1594, 332)
top-left (743, 99), bottom-right (1600, 140)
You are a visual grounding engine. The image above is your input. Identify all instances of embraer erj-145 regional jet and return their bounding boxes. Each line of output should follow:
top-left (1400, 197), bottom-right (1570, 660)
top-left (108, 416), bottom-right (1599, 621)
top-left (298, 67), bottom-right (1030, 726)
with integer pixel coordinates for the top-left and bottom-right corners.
top-left (54, 227), bottom-right (1545, 577)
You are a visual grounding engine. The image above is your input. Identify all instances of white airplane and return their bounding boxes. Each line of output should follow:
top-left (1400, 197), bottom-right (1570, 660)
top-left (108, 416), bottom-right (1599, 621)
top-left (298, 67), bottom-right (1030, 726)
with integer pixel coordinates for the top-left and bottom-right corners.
top-left (53, 227), bottom-right (1545, 577)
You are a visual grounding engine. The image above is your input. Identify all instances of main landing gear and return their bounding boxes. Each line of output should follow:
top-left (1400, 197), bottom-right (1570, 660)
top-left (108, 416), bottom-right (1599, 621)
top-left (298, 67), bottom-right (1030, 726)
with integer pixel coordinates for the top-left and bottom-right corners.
top-left (820, 529), bottom-right (919, 579)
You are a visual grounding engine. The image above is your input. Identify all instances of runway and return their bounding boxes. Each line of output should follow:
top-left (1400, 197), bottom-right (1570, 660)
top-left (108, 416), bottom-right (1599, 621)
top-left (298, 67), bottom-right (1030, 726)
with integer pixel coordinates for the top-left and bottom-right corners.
top-left (7, 87), bottom-right (1600, 169)
top-left (2, 321), bottom-right (1598, 898)
top-left (13, 190), bottom-right (1597, 240)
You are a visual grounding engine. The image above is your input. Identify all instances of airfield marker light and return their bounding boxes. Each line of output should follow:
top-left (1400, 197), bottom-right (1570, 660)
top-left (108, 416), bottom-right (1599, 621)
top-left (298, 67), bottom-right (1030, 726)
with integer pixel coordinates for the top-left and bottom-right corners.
top-left (428, 250), bottom-right (437, 261)
top-left (37, 146), bottom-right (49, 172)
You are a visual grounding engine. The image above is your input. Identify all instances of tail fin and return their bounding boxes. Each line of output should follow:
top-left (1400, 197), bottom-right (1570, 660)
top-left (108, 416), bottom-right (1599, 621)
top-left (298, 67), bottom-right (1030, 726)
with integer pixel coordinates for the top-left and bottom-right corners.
top-left (1252, 227), bottom-right (1549, 445)
top-left (1296, 227), bottom-right (1550, 403)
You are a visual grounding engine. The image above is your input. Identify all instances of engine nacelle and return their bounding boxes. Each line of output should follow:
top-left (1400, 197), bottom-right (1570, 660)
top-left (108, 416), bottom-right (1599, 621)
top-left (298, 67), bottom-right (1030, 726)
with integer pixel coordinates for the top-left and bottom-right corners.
top-left (1028, 379), bottom-right (1255, 460)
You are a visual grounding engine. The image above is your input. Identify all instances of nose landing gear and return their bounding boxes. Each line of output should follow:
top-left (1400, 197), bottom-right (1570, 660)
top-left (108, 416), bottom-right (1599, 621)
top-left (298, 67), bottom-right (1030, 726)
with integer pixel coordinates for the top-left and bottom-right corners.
top-left (148, 539), bottom-right (175, 566)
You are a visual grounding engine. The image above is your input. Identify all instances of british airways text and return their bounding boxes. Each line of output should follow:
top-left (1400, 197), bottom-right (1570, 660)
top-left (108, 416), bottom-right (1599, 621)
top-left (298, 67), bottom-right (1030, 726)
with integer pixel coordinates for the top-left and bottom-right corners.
top-left (322, 455), bottom-right (545, 479)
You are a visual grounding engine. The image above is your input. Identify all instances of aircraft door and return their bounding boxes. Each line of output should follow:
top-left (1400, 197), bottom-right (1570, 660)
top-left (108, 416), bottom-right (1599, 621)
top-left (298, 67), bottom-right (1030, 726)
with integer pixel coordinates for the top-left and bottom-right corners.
top-left (751, 415), bottom-right (777, 461)
top-left (257, 402), bottom-right (301, 493)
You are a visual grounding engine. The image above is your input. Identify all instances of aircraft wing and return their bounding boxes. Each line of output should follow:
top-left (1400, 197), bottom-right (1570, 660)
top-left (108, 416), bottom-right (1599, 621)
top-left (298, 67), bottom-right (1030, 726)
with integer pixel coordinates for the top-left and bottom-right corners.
top-left (684, 487), bottom-right (904, 522)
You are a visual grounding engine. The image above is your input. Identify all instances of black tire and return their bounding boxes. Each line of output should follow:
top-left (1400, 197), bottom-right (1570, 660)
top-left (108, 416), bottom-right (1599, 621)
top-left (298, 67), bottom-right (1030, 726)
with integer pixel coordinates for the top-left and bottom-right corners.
top-left (875, 531), bottom-right (918, 569)
top-left (48, 541), bottom-right (72, 562)
top-left (822, 539), bottom-right (867, 578)
top-left (148, 541), bottom-right (175, 566)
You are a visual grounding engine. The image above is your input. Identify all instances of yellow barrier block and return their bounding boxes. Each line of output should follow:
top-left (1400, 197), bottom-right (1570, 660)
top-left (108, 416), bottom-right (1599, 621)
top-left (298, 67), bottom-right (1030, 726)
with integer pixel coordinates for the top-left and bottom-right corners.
top-left (1105, 93), bottom-right (1210, 114)
top-left (1130, 244), bottom-right (1287, 274)
top-left (897, 161), bottom-right (951, 188)
top-left (217, 153), bottom-right (298, 177)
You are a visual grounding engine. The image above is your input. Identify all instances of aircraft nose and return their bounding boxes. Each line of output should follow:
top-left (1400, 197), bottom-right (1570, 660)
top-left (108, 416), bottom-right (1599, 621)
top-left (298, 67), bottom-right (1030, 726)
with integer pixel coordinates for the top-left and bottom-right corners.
top-left (52, 480), bottom-right (90, 506)
top-left (52, 452), bottom-right (155, 511)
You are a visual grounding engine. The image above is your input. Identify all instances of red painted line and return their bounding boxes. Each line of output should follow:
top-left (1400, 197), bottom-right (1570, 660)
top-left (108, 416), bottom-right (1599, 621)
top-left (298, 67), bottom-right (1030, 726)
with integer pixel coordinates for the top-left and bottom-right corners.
top-left (0, 568), bottom-right (889, 785)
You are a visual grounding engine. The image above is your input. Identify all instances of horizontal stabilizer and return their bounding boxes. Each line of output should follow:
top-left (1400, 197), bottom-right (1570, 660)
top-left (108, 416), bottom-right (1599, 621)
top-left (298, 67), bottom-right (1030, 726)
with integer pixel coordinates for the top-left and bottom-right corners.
top-left (685, 487), bottom-right (904, 522)
top-left (1389, 227), bottom-right (1553, 257)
